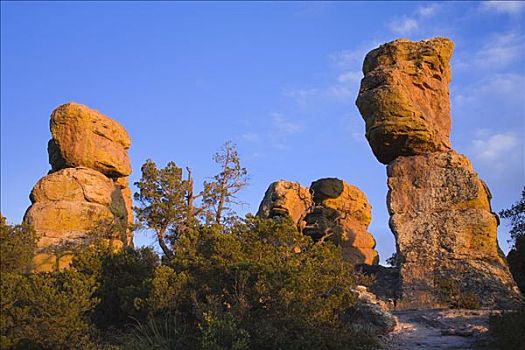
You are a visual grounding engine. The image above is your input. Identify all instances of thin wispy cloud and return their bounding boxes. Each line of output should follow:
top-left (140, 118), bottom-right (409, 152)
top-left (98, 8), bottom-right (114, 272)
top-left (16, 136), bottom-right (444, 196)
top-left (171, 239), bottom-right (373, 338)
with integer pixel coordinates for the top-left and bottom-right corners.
top-left (241, 132), bottom-right (260, 143)
top-left (271, 113), bottom-right (302, 135)
top-left (418, 3), bottom-right (441, 17)
top-left (481, 1), bottom-right (525, 15)
top-left (283, 88), bottom-right (319, 107)
top-left (471, 131), bottom-right (520, 164)
top-left (388, 16), bottom-right (418, 36)
top-left (455, 73), bottom-right (525, 107)
top-left (474, 31), bottom-right (525, 68)
top-left (337, 71), bottom-right (362, 83)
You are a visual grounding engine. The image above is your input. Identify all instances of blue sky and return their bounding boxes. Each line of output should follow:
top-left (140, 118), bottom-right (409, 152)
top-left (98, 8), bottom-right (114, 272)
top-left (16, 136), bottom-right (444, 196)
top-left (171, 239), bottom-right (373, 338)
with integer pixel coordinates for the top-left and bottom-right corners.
top-left (1, 1), bottom-right (524, 263)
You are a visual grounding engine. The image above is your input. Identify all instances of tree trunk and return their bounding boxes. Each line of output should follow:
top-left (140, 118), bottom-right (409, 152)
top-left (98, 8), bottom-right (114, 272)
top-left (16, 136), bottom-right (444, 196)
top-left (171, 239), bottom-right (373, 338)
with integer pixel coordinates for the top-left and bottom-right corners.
top-left (156, 228), bottom-right (174, 259)
top-left (186, 167), bottom-right (195, 230)
top-left (215, 147), bottom-right (231, 224)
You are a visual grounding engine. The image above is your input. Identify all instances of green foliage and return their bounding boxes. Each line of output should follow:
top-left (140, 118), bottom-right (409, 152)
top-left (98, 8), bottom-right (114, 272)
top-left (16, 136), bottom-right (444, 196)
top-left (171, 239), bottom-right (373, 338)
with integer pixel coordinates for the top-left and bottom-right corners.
top-left (72, 241), bottom-right (159, 329)
top-left (1, 212), bottom-right (377, 349)
top-left (434, 276), bottom-right (480, 309)
top-left (0, 270), bottom-right (97, 349)
top-left (199, 312), bottom-right (250, 350)
top-left (0, 215), bottom-right (38, 273)
top-left (500, 188), bottom-right (525, 293)
top-left (489, 307), bottom-right (525, 350)
top-left (507, 235), bottom-right (525, 293)
top-left (149, 216), bottom-right (376, 349)
top-left (134, 160), bottom-right (191, 258)
top-left (134, 142), bottom-right (248, 259)
top-left (499, 187), bottom-right (525, 246)
top-left (201, 141), bottom-right (248, 226)
top-left (124, 314), bottom-right (188, 350)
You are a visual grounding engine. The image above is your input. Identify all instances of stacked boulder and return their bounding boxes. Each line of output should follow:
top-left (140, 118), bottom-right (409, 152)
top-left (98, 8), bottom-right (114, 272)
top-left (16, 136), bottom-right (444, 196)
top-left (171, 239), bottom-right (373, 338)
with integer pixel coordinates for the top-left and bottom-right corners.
top-left (257, 178), bottom-right (378, 265)
top-left (356, 38), bottom-right (521, 308)
top-left (24, 103), bottom-right (133, 271)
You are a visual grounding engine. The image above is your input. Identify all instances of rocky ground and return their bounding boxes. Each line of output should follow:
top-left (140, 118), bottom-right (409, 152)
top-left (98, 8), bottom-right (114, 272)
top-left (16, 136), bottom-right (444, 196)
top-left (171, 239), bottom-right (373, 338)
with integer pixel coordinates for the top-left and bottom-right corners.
top-left (382, 309), bottom-right (497, 349)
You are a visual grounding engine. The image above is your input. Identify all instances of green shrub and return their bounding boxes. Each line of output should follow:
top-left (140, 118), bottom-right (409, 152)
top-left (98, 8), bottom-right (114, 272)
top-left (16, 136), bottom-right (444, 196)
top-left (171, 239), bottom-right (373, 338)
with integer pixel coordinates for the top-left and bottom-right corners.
top-left (199, 312), bottom-right (250, 350)
top-left (0, 270), bottom-right (97, 349)
top-left (71, 242), bottom-right (159, 329)
top-left (148, 216), bottom-right (377, 349)
top-left (124, 314), bottom-right (188, 350)
top-left (489, 308), bottom-right (525, 350)
top-left (0, 215), bottom-right (38, 273)
top-left (434, 276), bottom-right (480, 309)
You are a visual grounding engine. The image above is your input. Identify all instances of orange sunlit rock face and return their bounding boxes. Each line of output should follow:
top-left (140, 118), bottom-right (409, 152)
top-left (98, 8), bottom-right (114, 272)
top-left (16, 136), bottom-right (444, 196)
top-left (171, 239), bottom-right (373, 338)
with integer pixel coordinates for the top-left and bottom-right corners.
top-left (357, 37), bottom-right (521, 308)
top-left (258, 178), bottom-right (379, 265)
top-left (24, 103), bottom-right (133, 272)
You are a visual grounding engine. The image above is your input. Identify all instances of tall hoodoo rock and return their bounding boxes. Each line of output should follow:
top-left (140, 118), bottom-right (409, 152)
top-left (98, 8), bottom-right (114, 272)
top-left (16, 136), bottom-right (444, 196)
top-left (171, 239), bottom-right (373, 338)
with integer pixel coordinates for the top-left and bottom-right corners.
top-left (356, 38), bottom-right (453, 165)
top-left (257, 178), bottom-right (379, 265)
top-left (356, 38), bottom-right (521, 308)
top-left (24, 103), bottom-right (133, 272)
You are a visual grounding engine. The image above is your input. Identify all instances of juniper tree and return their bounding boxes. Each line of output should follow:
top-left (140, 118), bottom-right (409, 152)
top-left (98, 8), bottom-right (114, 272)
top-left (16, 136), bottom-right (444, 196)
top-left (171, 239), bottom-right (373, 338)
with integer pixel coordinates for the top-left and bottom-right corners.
top-left (201, 141), bottom-right (248, 226)
top-left (134, 160), bottom-right (193, 259)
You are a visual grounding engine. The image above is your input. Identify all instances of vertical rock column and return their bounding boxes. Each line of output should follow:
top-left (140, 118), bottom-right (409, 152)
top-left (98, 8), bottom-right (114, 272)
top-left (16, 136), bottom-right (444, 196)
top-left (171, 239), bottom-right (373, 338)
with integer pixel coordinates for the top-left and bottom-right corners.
top-left (356, 38), bottom-right (521, 308)
top-left (24, 103), bottom-right (133, 271)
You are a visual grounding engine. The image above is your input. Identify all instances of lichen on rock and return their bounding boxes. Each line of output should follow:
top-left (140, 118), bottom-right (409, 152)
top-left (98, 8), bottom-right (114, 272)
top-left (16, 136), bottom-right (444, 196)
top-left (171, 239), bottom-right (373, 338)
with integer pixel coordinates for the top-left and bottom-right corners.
top-left (356, 37), bottom-right (454, 165)
top-left (24, 103), bottom-right (133, 271)
top-left (257, 178), bottom-right (379, 265)
top-left (356, 37), bottom-right (521, 308)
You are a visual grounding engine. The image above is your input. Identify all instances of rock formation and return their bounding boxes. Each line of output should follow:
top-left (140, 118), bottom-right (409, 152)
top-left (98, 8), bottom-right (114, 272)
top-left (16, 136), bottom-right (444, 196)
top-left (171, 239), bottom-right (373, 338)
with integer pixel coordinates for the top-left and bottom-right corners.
top-left (257, 178), bottom-right (378, 265)
top-left (356, 38), bottom-right (521, 308)
top-left (257, 180), bottom-right (312, 230)
top-left (24, 103), bottom-right (133, 271)
top-left (356, 38), bottom-right (453, 164)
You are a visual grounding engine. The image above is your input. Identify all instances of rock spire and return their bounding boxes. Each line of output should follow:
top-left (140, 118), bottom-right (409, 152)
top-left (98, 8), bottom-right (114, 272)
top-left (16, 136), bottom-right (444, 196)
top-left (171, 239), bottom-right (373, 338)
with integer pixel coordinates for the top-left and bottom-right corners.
top-left (24, 103), bottom-right (133, 271)
top-left (356, 37), bottom-right (521, 308)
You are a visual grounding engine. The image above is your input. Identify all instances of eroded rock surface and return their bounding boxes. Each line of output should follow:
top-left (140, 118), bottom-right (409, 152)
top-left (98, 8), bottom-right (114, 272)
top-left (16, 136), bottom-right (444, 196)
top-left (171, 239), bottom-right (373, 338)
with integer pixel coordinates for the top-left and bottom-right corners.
top-left (305, 178), bottom-right (378, 265)
top-left (356, 38), bottom-right (453, 164)
top-left (49, 102), bottom-right (131, 177)
top-left (256, 180), bottom-right (312, 229)
top-left (257, 178), bottom-right (379, 265)
top-left (356, 37), bottom-right (521, 309)
top-left (25, 103), bottom-right (133, 271)
top-left (388, 151), bottom-right (521, 308)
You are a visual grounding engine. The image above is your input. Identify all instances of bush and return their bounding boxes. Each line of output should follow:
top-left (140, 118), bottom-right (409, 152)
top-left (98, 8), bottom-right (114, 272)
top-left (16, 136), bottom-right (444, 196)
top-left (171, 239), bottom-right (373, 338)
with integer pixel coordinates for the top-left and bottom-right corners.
top-left (143, 216), bottom-right (377, 349)
top-left (0, 215), bottom-right (38, 273)
top-left (71, 241), bottom-right (159, 330)
top-left (489, 308), bottom-right (525, 350)
top-left (0, 270), bottom-right (97, 349)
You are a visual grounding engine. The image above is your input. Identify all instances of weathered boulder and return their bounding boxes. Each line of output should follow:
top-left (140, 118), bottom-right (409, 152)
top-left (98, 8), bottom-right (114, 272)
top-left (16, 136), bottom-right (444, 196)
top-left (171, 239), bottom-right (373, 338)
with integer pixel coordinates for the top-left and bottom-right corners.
top-left (30, 167), bottom-right (116, 206)
top-left (388, 151), bottom-right (521, 308)
top-left (25, 103), bottom-right (133, 271)
top-left (304, 178), bottom-right (379, 265)
top-left (345, 285), bottom-right (398, 335)
top-left (256, 180), bottom-right (312, 229)
top-left (257, 178), bottom-right (379, 265)
top-left (356, 38), bottom-right (453, 164)
top-left (24, 167), bottom-right (131, 271)
top-left (49, 102), bottom-right (131, 178)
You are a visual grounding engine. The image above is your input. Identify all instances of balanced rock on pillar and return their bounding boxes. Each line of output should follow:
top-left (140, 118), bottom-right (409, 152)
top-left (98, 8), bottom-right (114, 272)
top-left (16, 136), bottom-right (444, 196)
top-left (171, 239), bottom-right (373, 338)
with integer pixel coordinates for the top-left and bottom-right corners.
top-left (356, 37), bottom-right (521, 308)
top-left (48, 102), bottom-right (132, 177)
top-left (356, 37), bottom-right (453, 165)
top-left (24, 103), bottom-right (133, 271)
